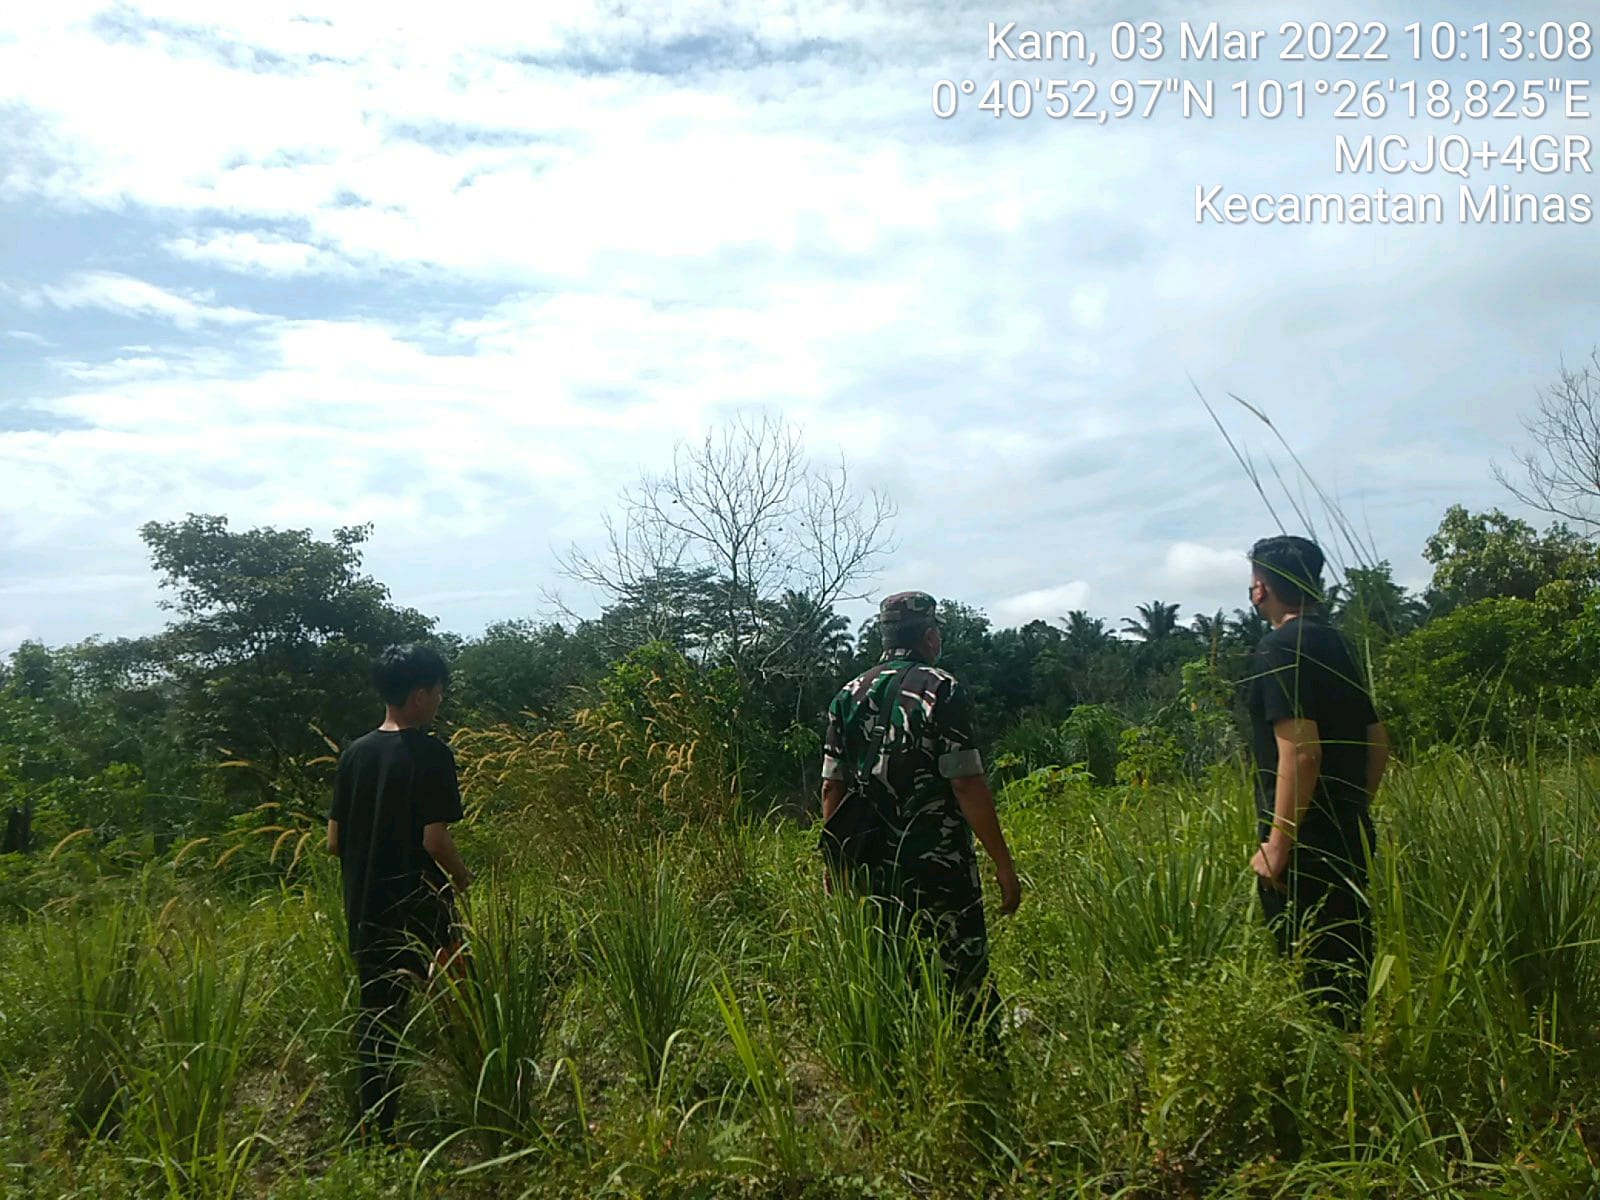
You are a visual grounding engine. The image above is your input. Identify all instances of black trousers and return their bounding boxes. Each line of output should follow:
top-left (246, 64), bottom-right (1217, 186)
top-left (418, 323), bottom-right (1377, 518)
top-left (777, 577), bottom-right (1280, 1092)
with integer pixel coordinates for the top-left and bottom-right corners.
top-left (352, 932), bottom-right (426, 1141)
top-left (350, 891), bottom-right (455, 1139)
top-left (1258, 849), bottom-right (1373, 1030)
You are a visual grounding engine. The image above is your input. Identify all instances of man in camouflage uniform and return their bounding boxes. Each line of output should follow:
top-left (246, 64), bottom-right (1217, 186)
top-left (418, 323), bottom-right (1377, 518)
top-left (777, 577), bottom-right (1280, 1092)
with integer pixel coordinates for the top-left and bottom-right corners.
top-left (819, 591), bottom-right (1021, 1039)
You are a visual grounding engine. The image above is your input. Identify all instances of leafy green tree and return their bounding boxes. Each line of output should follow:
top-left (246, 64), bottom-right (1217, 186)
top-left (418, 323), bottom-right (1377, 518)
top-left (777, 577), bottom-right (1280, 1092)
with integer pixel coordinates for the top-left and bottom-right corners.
top-left (1060, 702), bottom-right (1128, 786)
top-left (1054, 611), bottom-right (1131, 708)
top-left (1190, 609), bottom-right (1228, 666)
top-left (588, 640), bottom-right (757, 821)
top-left (756, 590), bottom-right (854, 681)
top-left (916, 600), bottom-right (997, 711)
top-left (0, 641), bottom-right (187, 849)
top-left (1114, 723), bottom-right (1185, 787)
top-left (0, 642), bottom-right (127, 788)
top-left (1111, 603), bottom-right (1199, 718)
top-left (1062, 610), bottom-right (1113, 655)
top-left (591, 565), bottom-right (727, 662)
top-left (1014, 619), bottom-right (1074, 720)
top-left (449, 619), bottom-right (608, 728)
top-left (1227, 606), bottom-right (1269, 647)
top-left (754, 589), bottom-right (856, 733)
top-left (1377, 582), bottom-right (1600, 753)
top-left (1422, 505), bottom-right (1599, 613)
top-left (1171, 658), bottom-right (1246, 777)
top-left (0, 658), bottom-right (80, 848)
top-left (135, 514), bottom-right (437, 785)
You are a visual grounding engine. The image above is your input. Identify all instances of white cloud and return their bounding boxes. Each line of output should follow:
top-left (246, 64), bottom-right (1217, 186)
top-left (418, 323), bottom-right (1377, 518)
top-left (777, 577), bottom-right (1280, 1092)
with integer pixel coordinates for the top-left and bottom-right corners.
top-left (990, 582), bottom-right (1092, 627)
top-left (1160, 542), bottom-right (1248, 595)
top-left (0, 625), bottom-right (31, 656)
top-left (24, 271), bottom-right (261, 329)
top-left (1, 0), bottom-right (1596, 648)
top-left (165, 230), bottom-right (349, 277)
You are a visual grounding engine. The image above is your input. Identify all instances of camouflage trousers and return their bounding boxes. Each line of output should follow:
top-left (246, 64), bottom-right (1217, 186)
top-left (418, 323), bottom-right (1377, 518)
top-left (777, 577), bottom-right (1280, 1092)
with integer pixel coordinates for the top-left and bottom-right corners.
top-left (898, 871), bottom-right (991, 991)
top-left (852, 859), bottom-right (1004, 1056)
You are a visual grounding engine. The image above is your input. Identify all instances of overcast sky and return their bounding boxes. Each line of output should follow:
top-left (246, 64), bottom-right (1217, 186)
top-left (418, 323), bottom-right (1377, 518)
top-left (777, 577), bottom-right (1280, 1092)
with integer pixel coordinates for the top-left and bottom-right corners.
top-left (3, 0), bottom-right (1596, 655)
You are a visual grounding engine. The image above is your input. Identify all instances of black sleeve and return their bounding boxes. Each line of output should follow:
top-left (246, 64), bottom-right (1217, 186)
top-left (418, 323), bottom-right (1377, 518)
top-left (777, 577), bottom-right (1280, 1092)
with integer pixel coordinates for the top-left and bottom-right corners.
top-left (1258, 637), bottom-right (1313, 726)
top-left (418, 741), bottom-right (465, 825)
top-left (329, 751), bottom-right (351, 823)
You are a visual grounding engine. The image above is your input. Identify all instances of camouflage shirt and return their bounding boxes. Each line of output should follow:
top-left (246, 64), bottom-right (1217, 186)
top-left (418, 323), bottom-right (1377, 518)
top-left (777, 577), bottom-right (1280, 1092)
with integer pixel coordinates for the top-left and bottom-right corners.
top-left (821, 648), bottom-right (985, 883)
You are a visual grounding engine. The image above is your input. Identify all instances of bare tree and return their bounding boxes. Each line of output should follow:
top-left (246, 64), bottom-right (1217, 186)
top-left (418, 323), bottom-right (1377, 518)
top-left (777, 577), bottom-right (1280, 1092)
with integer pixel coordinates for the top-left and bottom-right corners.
top-left (1493, 349), bottom-right (1600, 535)
top-left (553, 411), bottom-right (896, 683)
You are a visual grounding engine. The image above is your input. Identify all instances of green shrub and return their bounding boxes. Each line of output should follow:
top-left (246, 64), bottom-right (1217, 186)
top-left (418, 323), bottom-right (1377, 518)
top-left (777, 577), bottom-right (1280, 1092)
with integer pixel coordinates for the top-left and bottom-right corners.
top-left (1142, 958), bottom-right (1345, 1189)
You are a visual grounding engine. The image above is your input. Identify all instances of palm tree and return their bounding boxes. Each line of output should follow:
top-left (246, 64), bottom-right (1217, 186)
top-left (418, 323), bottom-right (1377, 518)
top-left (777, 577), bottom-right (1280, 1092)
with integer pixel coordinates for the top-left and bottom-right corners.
top-left (1228, 606), bottom-right (1269, 646)
top-left (763, 589), bottom-right (853, 675)
top-left (1121, 600), bottom-right (1182, 642)
top-left (1338, 563), bottom-right (1429, 640)
top-left (1061, 609), bottom-right (1112, 654)
top-left (1191, 609), bottom-right (1227, 665)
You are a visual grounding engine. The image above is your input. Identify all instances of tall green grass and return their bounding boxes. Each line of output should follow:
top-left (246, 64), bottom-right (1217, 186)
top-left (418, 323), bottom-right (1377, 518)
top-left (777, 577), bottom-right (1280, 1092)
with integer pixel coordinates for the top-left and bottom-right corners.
top-left (795, 882), bottom-right (1003, 1185)
top-left (709, 965), bottom-right (805, 1174)
top-left (260, 875), bottom-right (361, 1125)
top-left (121, 934), bottom-right (266, 1198)
top-left (581, 846), bottom-right (709, 1095)
top-left (416, 876), bottom-right (573, 1160)
top-left (41, 901), bottom-right (150, 1138)
top-left (2, 752), bottom-right (1598, 1196)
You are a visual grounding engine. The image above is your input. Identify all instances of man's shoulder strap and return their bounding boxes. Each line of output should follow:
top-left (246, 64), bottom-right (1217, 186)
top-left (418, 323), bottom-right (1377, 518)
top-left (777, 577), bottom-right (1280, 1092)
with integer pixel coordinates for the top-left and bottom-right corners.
top-left (860, 661), bottom-right (917, 771)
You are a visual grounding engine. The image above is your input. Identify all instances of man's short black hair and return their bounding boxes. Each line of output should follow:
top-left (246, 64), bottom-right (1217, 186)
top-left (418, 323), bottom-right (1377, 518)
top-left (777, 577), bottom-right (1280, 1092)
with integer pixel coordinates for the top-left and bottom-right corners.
top-left (880, 619), bottom-right (931, 651)
top-left (1249, 535), bottom-right (1325, 607)
top-left (373, 643), bottom-right (451, 707)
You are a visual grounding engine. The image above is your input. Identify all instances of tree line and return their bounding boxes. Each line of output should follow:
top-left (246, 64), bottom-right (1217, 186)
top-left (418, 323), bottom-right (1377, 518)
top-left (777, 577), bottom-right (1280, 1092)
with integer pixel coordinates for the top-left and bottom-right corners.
top-left (3, 355), bottom-right (1600, 860)
top-left (2, 497), bottom-right (1597, 855)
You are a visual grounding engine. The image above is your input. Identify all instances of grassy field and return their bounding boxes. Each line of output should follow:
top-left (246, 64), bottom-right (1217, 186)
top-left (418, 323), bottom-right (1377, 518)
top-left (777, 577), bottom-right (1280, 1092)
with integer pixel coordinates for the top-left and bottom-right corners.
top-left (3, 750), bottom-right (1599, 1198)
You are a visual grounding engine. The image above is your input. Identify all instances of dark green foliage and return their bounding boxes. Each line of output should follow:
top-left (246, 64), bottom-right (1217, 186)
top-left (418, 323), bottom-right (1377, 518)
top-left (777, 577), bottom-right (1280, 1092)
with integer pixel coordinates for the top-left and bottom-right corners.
top-left (1121, 599), bottom-right (1186, 642)
top-left (446, 619), bottom-right (607, 728)
top-left (137, 514), bottom-right (438, 777)
top-left (1377, 586), bottom-right (1600, 753)
top-left (1332, 561), bottom-right (1428, 652)
top-left (1422, 503), bottom-right (1600, 613)
top-left (8, 500), bottom-right (1598, 873)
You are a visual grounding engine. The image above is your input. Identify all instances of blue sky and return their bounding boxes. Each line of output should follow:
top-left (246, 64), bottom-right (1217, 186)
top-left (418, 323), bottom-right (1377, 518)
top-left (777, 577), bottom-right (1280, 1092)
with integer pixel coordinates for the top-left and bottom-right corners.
top-left (2, 0), bottom-right (1596, 654)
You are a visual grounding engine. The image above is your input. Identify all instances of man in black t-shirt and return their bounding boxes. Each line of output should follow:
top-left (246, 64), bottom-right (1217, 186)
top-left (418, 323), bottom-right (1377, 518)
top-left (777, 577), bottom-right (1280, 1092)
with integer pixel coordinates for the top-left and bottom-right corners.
top-left (1244, 536), bottom-right (1390, 1029)
top-left (327, 643), bottom-right (471, 1142)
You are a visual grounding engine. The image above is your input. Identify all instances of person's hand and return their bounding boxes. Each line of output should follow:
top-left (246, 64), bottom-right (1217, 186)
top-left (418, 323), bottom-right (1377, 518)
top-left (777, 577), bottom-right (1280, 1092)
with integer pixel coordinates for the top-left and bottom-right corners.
top-left (1251, 841), bottom-right (1289, 892)
top-left (995, 859), bottom-right (1021, 915)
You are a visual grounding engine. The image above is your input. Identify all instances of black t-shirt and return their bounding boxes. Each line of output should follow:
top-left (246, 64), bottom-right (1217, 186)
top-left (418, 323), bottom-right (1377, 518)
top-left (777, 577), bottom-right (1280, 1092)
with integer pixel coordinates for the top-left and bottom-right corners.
top-left (1246, 615), bottom-right (1379, 860)
top-left (330, 728), bottom-right (464, 953)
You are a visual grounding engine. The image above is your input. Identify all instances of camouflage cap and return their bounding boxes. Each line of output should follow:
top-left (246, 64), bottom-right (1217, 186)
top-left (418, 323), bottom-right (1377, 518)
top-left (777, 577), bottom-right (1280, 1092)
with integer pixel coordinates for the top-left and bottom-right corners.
top-left (879, 590), bottom-right (939, 635)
